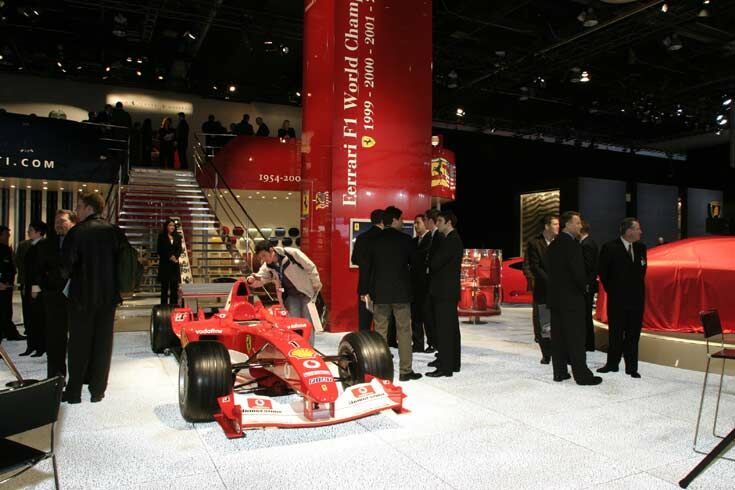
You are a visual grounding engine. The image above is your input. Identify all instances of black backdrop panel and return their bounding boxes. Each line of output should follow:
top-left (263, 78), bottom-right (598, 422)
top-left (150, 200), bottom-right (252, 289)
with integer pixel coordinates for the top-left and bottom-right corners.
top-left (636, 183), bottom-right (679, 248)
top-left (578, 177), bottom-right (627, 246)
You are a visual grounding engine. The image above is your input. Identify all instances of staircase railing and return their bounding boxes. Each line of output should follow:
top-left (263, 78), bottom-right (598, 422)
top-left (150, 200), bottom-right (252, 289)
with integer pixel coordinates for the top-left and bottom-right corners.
top-left (192, 133), bottom-right (271, 271)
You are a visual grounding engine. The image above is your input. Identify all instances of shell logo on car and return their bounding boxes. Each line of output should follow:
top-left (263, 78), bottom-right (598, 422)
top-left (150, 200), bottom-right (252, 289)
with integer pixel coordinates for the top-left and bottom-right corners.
top-left (289, 347), bottom-right (316, 359)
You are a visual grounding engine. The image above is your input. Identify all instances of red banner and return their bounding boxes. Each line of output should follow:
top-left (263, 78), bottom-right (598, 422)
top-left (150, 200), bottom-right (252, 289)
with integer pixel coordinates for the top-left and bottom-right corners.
top-left (431, 146), bottom-right (456, 201)
top-left (302, 0), bottom-right (433, 331)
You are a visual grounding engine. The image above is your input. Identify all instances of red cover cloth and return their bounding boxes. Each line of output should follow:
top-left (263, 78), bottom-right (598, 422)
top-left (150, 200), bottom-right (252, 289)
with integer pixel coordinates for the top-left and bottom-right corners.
top-left (595, 237), bottom-right (735, 333)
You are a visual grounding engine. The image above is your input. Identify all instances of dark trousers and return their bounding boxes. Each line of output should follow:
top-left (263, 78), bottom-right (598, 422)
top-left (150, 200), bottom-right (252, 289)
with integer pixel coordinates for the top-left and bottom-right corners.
top-left (422, 296), bottom-right (437, 348)
top-left (43, 292), bottom-right (69, 379)
top-left (178, 145), bottom-right (188, 170)
top-left (23, 292), bottom-right (45, 352)
top-left (433, 298), bottom-right (461, 372)
top-left (387, 314), bottom-right (397, 347)
top-left (584, 292), bottom-right (596, 351)
top-left (0, 289), bottom-right (20, 339)
top-left (606, 306), bottom-right (643, 373)
top-left (160, 279), bottom-right (179, 305)
top-left (66, 304), bottom-right (116, 398)
top-left (411, 298), bottom-right (426, 351)
top-left (551, 308), bottom-right (593, 382)
top-left (358, 297), bottom-right (373, 332)
top-left (532, 302), bottom-right (552, 360)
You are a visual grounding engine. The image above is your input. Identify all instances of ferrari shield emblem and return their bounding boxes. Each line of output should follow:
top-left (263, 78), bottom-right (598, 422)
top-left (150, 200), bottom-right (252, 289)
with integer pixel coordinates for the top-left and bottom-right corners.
top-left (321, 384), bottom-right (328, 392)
top-left (361, 136), bottom-right (376, 148)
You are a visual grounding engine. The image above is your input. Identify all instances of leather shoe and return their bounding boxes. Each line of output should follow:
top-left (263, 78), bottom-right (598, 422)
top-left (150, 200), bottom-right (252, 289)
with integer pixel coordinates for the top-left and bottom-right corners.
top-left (30, 350), bottom-right (45, 357)
top-left (629, 372), bottom-right (641, 379)
top-left (5, 334), bottom-right (26, 341)
top-left (596, 365), bottom-right (618, 373)
top-left (425, 369), bottom-right (453, 378)
top-left (576, 376), bottom-right (603, 386)
top-left (540, 356), bottom-right (551, 365)
top-left (398, 371), bottom-right (422, 382)
top-left (18, 349), bottom-right (33, 356)
top-left (554, 373), bottom-right (571, 382)
top-left (91, 394), bottom-right (105, 402)
top-left (388, 342), bottom-right (398, 348)
top-left (424, 346), bottom-right (436, 354)
top-left (62, 391), bottom-right (81, 404)
top-left (427, 359), bottom-right (440, 368)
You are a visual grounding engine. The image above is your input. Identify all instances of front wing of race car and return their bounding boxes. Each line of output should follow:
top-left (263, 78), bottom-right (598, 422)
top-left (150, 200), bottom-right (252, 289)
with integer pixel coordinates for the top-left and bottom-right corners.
top-left (214, 376), bottom-right (407, 438)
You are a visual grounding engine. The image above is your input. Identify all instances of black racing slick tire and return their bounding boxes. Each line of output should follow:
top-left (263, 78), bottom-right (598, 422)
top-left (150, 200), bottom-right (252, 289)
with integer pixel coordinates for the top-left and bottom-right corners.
top-left (179, 341), bottom-right (232, 422)
top-left (337, 331), bottom-right (394, 387)
top-left (150, 305), bottom-right (177, 354)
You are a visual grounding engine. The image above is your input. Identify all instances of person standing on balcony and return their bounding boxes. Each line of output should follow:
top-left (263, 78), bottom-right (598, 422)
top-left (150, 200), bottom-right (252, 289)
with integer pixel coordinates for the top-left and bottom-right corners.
top-left (255, 117), bottom-right (270, 137)
top-left (176, 113), bottom-right (189, 170)
top-left (156, 219), bottom-right (182, 306)
top-left (158, 117), bottom-right (176, 169)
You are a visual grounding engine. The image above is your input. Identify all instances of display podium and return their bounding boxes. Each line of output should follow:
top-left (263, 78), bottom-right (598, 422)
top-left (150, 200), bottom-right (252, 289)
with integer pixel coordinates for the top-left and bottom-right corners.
top-left (458, 249), bottom-right (502, 323)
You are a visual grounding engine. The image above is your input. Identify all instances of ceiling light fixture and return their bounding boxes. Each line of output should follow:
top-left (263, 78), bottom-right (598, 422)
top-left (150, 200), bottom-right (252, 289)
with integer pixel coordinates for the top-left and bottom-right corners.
top-left (661, 3), bottom-right (668, 12)
top-left (126, 57), bottom-right (132, 63)
top-left (663, 34), bottom-right (683, 51)
top-left (577, 8), bottom-right (599, 27)
top-left (136, 70), bottom-right (142, 76)
top-left (698, 8), bottom-right (709, 17)
top-left (105, 66), bottom-right (111, 72)
top-left (580, 70), bottom-right (591, 83)
top-left (455, 107), bottom-right (465, 117)
top-left (157, 75), bottom-right (164, 80)
top-left (56, 61), bottom-right (62, 68)
top-left (718, 118), bottom-right (728, 126)
top-left (723, 98), bottom-right (732, 107)
top-left (228, 85), bottom-right (236, 92)
top-left (185, 31), bottom-right (196, 40)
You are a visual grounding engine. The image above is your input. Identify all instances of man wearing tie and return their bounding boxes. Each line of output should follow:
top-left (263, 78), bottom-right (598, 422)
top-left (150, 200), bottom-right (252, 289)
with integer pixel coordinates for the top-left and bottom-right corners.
top-left (597, 218), bottom-right (647, 378)
top-left (35, 210), bottom-right (76, 379)
top-left (410, 214), bottom-right (431, 352)
top-left (423, 209), bottom-right (443, 357)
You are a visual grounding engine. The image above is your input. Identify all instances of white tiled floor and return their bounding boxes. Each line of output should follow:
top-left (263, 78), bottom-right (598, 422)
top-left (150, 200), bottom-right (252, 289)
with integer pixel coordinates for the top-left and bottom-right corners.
top-left (2, 306), bottom-right (734, 489)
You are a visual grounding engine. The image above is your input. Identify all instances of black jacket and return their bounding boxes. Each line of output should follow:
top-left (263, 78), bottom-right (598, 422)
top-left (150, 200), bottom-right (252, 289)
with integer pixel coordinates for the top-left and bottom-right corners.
top-left (0, 244), bottom-right (15, 286)
top-left (411, 232), bottom-right (432, 298)
top-left (351, 225), bottom-right (382, 295)
top-left (62, 214), bottom-right (124, 309)
top-left (24, 239), bottom-right (45, 296)
top-left (545, 231), bottom-right (587, 311)
top-left (156, 232), bottom-right (183, 283)
top-left (429, 229), bottom-right (463, 302)
top-left (523, 233), bottom-right (551, 303)
top-left (580, 236), bottom-right (599, 294)
top-left (256, 123), bottom-right (270, 137)
top-left (278, 127), bottom-right (296, 139)
top-left (176, 119), bottom-right (189, 146)
top-left (34, 234), bottom-right (69, 293)
top-left (365, 227), bottom-right (414, 304)
top-left (598, 238), bottom-right (647, 311)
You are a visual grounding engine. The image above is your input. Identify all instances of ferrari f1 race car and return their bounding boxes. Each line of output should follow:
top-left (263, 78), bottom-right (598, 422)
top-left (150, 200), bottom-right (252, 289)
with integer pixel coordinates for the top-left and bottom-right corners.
top-left (149, 279), bottom-right (406, 438)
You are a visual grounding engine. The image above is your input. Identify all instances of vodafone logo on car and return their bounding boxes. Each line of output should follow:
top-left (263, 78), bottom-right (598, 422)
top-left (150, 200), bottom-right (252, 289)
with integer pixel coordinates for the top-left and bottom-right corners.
top-left (194, 328), bottom-right (223, 335)
top-left (302, 359), bottom-right (321, 369)
top-left (247, 398), bottom-right (273, 409)
top-left (351, 385), bottom-right (376, 398)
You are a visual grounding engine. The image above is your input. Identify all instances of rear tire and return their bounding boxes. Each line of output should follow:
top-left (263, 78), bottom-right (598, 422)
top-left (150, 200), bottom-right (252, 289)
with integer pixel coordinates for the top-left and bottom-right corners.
top-left (337, 331), bottom-right (394, 388)
top-left (179, 341), bottom-right (232, 422)
top-left (150, 305), bottom-right (177, 353)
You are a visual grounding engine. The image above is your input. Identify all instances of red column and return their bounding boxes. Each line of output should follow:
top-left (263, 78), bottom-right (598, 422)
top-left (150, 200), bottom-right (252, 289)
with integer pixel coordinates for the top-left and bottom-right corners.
top-left (302, 0), bottom-right (433, 332)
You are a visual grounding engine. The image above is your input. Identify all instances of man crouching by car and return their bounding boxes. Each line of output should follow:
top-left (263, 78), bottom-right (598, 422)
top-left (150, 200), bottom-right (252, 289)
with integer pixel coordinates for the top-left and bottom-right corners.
top-left (246, 241), bottom-right (322, 344)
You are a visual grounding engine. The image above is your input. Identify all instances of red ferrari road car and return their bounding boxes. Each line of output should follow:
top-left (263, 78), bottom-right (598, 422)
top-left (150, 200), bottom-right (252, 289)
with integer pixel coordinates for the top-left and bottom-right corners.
top-left (149, 279), bottom-right (406, 438)
top-left (501, 257), bottom-right (533, 304)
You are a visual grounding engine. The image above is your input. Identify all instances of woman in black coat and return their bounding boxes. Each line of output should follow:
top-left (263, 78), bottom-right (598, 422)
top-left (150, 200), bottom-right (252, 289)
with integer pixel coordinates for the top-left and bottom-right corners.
top-left (158, 117), bottom-right (176, 169)
top-left (156, 219), bottom-right (182, 305)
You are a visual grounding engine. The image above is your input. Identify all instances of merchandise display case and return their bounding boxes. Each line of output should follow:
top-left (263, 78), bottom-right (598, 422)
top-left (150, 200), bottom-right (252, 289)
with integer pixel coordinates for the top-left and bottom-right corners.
top-left (458, 249), bottom-right (502, 323)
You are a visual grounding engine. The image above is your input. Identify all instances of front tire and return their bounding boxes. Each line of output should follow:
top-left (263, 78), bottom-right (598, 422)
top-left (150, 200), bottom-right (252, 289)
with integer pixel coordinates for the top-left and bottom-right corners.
top-left (179, 341), bottom-right (232, 422)
top-left (337, 331), bottom-right (394, 388)
top-left (150, 305), bottom-right (177, 353)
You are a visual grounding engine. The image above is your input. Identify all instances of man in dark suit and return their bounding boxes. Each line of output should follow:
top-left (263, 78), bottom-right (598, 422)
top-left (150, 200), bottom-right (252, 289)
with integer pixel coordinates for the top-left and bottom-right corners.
top-left (62, 192), bottom-right (125, 403)
top-left (0, 225), bottom-right (24, 341)
top-left (523, 214), bottom-right (558, 364)
top-left (426, 210), bottom-right (463, 378)
top-left (580, 220), bottom-right (599, 352)
top-left (546, 211), bottom-right (602, 386)
top-left (176, 113), bottom-right (189, 170)
top-left (351, 209), bottom-right (383, 331)
top-left (364, 206), bottom-right (421, 382)
top-left (423, 208), bottom-right (443, 355)
top-left (255, 117), bottom-right (270, 137)
top-left (22, 221), bottom-right (48, 357)
top-left (35, 210), bottom-right (76, 379)
top-left (410, 214), bottom-right (432, 352)
top-left (597, 217), bottom-right (647, 378)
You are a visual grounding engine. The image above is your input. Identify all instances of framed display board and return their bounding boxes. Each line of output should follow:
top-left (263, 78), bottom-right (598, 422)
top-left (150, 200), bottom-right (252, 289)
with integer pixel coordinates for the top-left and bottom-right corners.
top-left (519, 189), bottom-right (560, 256)
top-left (348, 219), bottom-right (415, 268)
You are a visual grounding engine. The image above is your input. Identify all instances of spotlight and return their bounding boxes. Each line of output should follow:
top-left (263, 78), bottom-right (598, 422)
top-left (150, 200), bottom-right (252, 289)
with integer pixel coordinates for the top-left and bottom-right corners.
top-left (455, 107), bottom-right (465, 117)
top-left (447, 80), bottom-right (458, 89)
top-left (448, 70), bottom-right (458, 79)
top-left (577, 8), bottom-right (598, 28)
top-left (228, 85), bottom-right (236, 92)
top-left (212, 85), bottom-right (218, 90)
top-left (56, 61), bottom-right (62, 68)
top-left (105, 66), bottom-right (111, 72)
top-left (698, 8), bottom-right (709, 17)
top-left (580, 70), bottom-right (591, 83)
top-left (717, 114), bottom-right (724, 121)
top-left (661, 3), bottom-right (668, 13)
top-left (185, 31), bottom-right (196, 40)
top-left (0, 55), bottom-right (3, 61)
top-left (663, 34), bottom-right (683, 51)
top-left (724, 98), bottom-right (732, 107)
top-left (112, 13), bottom-right (127, 38)
top-left (136, 70), bottom-right (142, 77)
top-left (264, 40), bottom-right (273, 45)
top-left (718, 118), bottom-right (728, 126)
top-left (76, 65), bottom-right (82, 70)
top-left (281, 45), bottom-right (289, 54)
top-left (157, 75), bottom-right (164, 80)
top-left (126, 57), bottom-right (133, 62)
top-left (136, 58), bottom-right (143, 64)
top-left (295, 91), bottom-right (301, 97)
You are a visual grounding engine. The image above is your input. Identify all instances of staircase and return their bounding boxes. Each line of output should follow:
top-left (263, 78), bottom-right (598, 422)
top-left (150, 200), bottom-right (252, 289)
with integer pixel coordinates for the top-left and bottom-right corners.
top-left (118, 168), bottom-right (246, 293)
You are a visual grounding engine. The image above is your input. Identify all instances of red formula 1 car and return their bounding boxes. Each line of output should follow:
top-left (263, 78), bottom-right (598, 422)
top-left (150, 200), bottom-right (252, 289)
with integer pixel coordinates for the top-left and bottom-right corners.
top-left (149, 280), bottom-right (406, 438)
